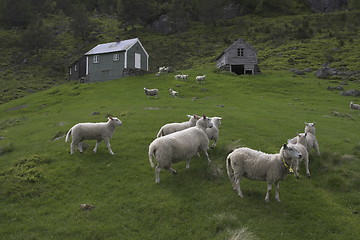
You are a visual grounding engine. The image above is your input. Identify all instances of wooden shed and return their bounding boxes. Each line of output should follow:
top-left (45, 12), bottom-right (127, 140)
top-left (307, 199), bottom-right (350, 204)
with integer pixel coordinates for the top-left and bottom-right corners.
top-left (69, 37), bottom-right (149, 82)
top-left (216, 38), bottom-right (260, 75)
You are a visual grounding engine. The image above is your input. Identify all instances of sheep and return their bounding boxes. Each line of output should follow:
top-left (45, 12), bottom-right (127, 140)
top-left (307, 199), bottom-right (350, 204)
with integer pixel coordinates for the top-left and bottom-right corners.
top-left (196, 75), bottom-right (206, 84)
top-left (287, 133), bottom-right (310, 178)
top-left (156, 114), bottom-right (200, 138)
top-left (290, 122), bottom-right (320, 156)
top-left (350, 101), bottom-right (360, 110)
top-left (65, 117), bottom-right (123, 155)
top-left (226, 144), bottom-right (302, 202)
top-left (174, 74), bottom-right (182, 80)
top-left (159, 66), bottom-right (169, 73)
top-left (144, 88), bottom-right (159, 99)
top-left (148, 115), bottom-right (213, 183)
top-left (180, 74), bottom-right (188, 81)
top-left (169, 88), bottom-right (178, 97)
top-left (205, 117), bottom-right (222, 148)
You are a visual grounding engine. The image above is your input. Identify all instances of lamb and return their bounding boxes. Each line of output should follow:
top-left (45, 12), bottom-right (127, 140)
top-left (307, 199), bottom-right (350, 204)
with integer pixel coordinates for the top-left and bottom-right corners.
top-left (226, 144), bottom-right (302, 202)
top-left (290, 122), bottom-right (320, 156)
top-left (174, 74), bottom-right (182, 80)
top-left (156, 114), bottom-right (200, 138)
top-left (169, 88), bottom-right (178, 97)
top-left (148, 115), bottom-right (213, 183)
top-left (144, 88), bottom-right (159, 99)
top-left (287, 133), bottom-right (310, 178)
top-left (196, 75), bottom-right (206, 84)
top-left (65, 117), bottom-right (123, 155)
top-left (205, 117), bottom-right (222, 148)
top-left (350, 101), bottom-right (360, 110)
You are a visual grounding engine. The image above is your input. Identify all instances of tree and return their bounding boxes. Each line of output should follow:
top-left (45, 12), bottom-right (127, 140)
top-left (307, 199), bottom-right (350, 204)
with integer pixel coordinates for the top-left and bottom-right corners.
top-left (70, 6), bottom-right (94, 41)
top-left (21, 19), bottom-right (53, 52)
top-left (117, 0), bottom-right (153, 29)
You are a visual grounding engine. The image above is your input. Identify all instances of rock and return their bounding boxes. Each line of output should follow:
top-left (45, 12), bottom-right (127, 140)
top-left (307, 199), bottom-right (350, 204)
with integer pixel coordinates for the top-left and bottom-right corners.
top-left (341, 89), bottom-right (360, 97)
top-left (146, 15), bottom-right (173, 34)
top-left (91, 112), bottom-right (100, 116)
top-left (80, 204), bottom-right (95, 211)
top-left (327, 86), bottom-right (344, 91)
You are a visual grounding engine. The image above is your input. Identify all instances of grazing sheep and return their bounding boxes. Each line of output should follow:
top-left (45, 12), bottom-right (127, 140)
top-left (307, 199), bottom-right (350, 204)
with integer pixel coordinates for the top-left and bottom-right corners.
top-left (144, 88), bottom-right (159, 99)
top-left (180, 74), bottom-right (188, 81)
top-left (65, 117), bottom-right (123, 155)
top-left (149, 115), bottom-right (213, 183)
top-left (169, 88), bottom-right (178, 97)
top-left (350, 101), bottom-right (360, 110)
top-left (226, 144), bottom-right (302, 202)
top-left (175, 74), bottom-right (182, 80)
top-left (196, 75), bottom-right (206, 84)
top-left (156, 114), bottom-right (200, 137)
top-left (206, 117), bottom-right (222, 148)
top-left (287, 133), bottom-right (310, 178)
top-left (159, 66), bottom-right (169, 73)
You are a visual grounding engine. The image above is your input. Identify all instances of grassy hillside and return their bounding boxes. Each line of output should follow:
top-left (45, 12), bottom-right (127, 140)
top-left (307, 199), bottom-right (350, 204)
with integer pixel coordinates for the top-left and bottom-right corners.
top-left (1, 69), bottom-right (359, 239)
top-left (1, 9), bottom-right (360, 104)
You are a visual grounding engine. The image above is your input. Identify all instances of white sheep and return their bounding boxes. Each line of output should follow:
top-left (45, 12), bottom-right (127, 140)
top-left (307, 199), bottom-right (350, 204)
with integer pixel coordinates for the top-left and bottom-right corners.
top-left (65, 117), bottom-right (123, 155)
top-left (290, 122), bottom-right (320, 156)
top-left (180, 74), bottom-right (188, 81)
top-left (149, 115), bottom-right (213, 183)
top-left (159, 66), bottom-right (169, 73)
top-left (174, 74), bottom-right (182, 80)
top-left (196, 75), bottom-right (206, 84)
top-left (169, 88), bottom-right (178, 97)
top-left (144, 88), bottom-right (159, 99)
top-left (206, 117), bottom-right (222, 148)
top-left (350, 101), bottom-right (360, 110)
top-left (156, 114), bottom-right (200, 137)
top-left (226, 144), bottom-right (302, 202)
top-left (287, 133), bottom-right (310, 178)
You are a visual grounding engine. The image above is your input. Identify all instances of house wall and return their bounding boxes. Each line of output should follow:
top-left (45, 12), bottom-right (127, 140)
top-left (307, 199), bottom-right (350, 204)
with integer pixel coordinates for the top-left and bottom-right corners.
top-left (69, 56), bottom-right (86, 81)
top-left (126, 42), bottom-right (148, 71)
top-left (226, 43), bottom-right (258, 72)
top-left (87, 51), bottom-right (125, 82)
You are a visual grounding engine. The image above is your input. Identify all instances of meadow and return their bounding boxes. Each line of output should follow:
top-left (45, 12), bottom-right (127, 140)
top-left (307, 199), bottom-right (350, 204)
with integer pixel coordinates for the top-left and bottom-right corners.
top-left (0, 68), bottom-right (359, 239)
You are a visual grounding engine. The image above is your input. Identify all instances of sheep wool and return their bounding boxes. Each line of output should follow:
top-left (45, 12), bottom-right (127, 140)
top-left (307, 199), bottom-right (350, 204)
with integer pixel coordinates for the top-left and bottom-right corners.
top-left (65, 117), bottom-right (122, 155)
top-left (226, 144), bottom-right (302, 202)
top-left (287, 133), bottom-right (310, 178)
top-left (149, 115), bottom-right (213, 183)
top-left (205, 117), bottom-right (222, 148)
top-left (156, 114), bottom-right (200, 137)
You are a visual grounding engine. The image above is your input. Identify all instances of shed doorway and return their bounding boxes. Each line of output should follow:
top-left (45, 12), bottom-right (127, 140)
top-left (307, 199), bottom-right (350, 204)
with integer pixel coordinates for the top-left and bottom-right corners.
top-left (231, 65), bottom-right (244, 75)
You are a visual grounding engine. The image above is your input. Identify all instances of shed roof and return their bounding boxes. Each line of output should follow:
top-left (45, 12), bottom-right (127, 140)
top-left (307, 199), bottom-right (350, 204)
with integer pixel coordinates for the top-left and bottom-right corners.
top-left (216, 38), bottom-right (257, 60)
top-left (85, 38), bottom-right (148, 56)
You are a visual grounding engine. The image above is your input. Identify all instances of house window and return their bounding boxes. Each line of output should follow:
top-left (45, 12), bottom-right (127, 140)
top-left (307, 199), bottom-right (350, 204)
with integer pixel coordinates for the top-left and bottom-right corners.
top-left (93, 55), bottom-right (100, 63)
top-left (237, 48), bottom-right (244, 57)
top-left (69, 68), bottom-right (72, 75)
top-left (135, 53), bottom-right (141, 69)
top-left (74, 65), bottom-right (77, 72)
top-left (113, 53), bottom-right (120, 61)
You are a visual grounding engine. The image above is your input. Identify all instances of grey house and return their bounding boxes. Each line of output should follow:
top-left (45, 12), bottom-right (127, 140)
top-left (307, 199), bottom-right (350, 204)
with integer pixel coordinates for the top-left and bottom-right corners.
top-left (69, 37), bottom-right (149, 82)
top-left (216, 38), bottom-right (260, 75)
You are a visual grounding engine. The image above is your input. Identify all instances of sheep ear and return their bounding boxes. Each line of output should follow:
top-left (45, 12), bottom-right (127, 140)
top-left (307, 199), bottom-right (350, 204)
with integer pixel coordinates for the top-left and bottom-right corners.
top-left (187, 115), bottom-right (191, 118)
top-left (312, 122), bottom-right (316, 126)
top-left (283, 144), bottom-right (288, 149)
top-left (194, 114), bottom-right (200, 119)
top-left (304, 133), bottom-right (307, 137)
top-left (203, 115), bottom-right (206, 119)
top-left (108, 116), bottom-right (113, 120)
top-left (287, 139), bottom-right (291, 144)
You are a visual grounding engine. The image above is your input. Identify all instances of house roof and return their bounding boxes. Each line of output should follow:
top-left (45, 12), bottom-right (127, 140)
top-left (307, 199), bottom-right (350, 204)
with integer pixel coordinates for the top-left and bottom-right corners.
top-left (85, 38), bottom-right (148, 56)
top-left (216, 38), bottom-right (257, 60)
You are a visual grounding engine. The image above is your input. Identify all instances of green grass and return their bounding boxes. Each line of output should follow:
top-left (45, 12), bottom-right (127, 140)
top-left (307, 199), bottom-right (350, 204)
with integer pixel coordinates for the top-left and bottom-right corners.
top-left (0, 69), bottom-right (360, 239)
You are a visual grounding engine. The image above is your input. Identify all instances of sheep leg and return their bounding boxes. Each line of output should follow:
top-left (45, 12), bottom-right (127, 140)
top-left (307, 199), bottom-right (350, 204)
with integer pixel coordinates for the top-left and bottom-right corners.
top-left (275, 182), bottom-right (281, 202)
top-left (167, 168), bottom-right (177, 174)
top-left (186, 159), bottom-right (191, 169)
top-left (265, 183), bottom-right (272, 202)
top-left (314, 142), bottom-right (321, 156)
top-left (70, 142), bottom-right (75, 154)
top-left (204, 151), bottom-right (211, 163)
top-left (104, 139), bottom-right (114, 155)
top-left (305, 155), bottom-right (311, 178)
top-left (235, 177), bottom-right (244, 198)
top-left (211, 140), bottom-right (217, 148)
top-left (294, 159), bottom-right (300, 179)
top-left (93, 140), bottom-right (101, 153)
top-left (78, 142), bottom-right (83, 153)
top-left (155, 165), bottom-right (161, 183)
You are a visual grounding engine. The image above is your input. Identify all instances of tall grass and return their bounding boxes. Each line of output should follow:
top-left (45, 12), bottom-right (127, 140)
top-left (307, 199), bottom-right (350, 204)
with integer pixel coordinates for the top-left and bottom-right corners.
top-left (0, 70), bottom-right (359, 239)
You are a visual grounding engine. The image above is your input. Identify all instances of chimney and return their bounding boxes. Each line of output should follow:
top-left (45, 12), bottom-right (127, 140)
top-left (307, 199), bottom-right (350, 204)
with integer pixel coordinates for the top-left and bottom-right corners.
top-left (115, 36), bottom-right (121, 43)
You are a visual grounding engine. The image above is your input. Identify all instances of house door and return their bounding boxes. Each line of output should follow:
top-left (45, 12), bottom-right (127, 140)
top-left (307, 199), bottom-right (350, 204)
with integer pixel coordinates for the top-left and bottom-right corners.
top-left (231, 65), bottom-right (245, 75)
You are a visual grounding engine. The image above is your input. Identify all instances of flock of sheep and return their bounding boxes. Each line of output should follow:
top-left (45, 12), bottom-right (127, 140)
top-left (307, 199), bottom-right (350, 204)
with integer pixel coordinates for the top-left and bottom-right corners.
top-left (143, 72), bottom-right (207, 99)
top-left (64, 110), bottom-right (321, 202)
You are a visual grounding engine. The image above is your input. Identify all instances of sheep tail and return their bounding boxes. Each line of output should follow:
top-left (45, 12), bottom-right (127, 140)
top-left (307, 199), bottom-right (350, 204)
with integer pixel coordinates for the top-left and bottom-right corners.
top-left (65, 128), bottom-right (72, 142)
top-left (148, 145), bottom-right (156, 168)
top-left (156, 128), bottom-right (164, 138)
top-left (226, 155), bottom-right (234, 180)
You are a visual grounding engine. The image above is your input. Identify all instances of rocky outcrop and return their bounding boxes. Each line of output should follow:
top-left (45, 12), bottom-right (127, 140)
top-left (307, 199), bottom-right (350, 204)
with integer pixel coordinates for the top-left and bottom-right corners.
top-left (307, 0), bottom-right (348, 13)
